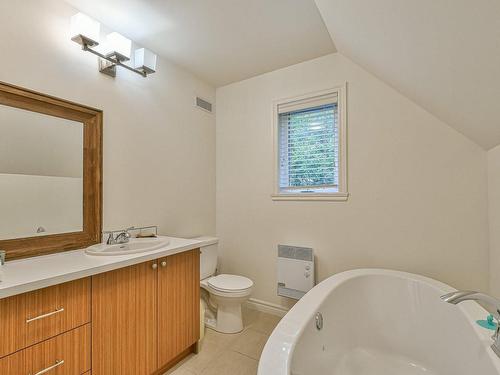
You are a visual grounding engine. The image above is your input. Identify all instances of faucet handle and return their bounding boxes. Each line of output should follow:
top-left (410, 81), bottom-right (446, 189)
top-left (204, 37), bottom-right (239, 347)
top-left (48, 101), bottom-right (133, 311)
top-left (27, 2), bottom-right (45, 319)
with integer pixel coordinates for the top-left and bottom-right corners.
top-left (105, 231), bottom-right (116, 245)
top-left (0, 250), bottom-right (5, 265)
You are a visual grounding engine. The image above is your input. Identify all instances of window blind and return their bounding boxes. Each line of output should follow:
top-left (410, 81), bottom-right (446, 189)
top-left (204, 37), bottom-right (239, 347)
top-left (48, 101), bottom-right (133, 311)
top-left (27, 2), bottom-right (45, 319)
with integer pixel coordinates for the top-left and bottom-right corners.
top-left (278, 103), bottom-right (338, 193)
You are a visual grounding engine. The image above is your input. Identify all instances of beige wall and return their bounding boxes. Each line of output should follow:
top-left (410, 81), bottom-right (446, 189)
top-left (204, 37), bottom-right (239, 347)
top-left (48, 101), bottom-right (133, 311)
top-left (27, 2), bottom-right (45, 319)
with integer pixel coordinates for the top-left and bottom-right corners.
top-left (216, 53), bottom-right (489, 308)
top-left (0, 0), bottom-right (216, 238)
top-left (489, 145), bottom-right (500, 297)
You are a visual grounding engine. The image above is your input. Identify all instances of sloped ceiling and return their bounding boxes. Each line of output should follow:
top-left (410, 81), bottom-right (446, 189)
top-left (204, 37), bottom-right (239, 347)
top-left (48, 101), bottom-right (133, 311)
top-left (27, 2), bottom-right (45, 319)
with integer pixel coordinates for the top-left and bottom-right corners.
top-left (315, 0), bottom-right (500, 149)
top-left (65, 0), bottom-right (335, 87)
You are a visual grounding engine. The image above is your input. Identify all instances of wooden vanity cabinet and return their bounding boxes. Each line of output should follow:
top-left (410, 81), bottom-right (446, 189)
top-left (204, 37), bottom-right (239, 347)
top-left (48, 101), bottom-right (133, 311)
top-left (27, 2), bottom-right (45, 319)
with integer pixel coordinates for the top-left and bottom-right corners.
top-left (92, 249), bottom-right (201, 375)
top-left (0, 248), bottom-right (200, 375)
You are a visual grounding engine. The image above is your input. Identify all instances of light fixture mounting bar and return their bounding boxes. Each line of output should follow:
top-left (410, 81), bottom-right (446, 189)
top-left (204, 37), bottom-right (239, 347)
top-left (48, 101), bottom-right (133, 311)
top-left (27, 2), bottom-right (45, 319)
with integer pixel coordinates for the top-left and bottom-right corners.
top-left (82, 44), bottom-right (148, 78)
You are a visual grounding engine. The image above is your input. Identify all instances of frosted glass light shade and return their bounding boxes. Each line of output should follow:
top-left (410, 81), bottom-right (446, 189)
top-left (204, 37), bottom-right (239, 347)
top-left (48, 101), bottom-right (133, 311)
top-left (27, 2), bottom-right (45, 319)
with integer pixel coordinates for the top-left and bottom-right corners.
top-left (105, 32), bottom-right (132, 60)
top-left (70, 13), bottom-right (100, 46)
top-left (134, 48), bottom-right (157, 73)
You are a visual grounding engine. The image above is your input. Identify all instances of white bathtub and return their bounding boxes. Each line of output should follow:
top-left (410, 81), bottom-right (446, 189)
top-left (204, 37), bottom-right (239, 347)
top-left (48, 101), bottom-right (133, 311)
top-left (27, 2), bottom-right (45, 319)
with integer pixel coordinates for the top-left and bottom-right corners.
top-left (258, 269), bottom-right (500, 375)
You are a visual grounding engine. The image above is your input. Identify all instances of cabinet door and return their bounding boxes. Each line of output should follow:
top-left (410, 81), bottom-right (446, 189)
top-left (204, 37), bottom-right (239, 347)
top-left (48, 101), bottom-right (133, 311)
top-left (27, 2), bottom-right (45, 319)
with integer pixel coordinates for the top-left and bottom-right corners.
top-left (92, 261), bottom-right (158, 375)
top-left (158, 249), bottom-right (200, 366)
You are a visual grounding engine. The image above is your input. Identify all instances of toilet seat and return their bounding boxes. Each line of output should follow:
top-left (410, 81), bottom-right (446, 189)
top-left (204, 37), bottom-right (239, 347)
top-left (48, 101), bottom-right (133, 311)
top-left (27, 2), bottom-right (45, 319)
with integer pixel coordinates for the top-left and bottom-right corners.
top-left (207, 274), bottom-right (253, 293)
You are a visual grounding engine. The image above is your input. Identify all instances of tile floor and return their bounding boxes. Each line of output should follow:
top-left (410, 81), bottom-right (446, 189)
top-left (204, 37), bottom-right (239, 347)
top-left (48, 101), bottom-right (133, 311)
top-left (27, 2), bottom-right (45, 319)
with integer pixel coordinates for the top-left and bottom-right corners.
top-left (165, 308), bottom-right (282, 375)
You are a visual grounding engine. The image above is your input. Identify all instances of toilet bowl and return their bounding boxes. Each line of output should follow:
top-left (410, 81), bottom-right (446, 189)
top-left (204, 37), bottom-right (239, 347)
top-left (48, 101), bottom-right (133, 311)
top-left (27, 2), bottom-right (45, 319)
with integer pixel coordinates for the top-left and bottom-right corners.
top-left (201, 274), bottom-right (253, 333)
top-left (197, 237), bottom-right (253, 334)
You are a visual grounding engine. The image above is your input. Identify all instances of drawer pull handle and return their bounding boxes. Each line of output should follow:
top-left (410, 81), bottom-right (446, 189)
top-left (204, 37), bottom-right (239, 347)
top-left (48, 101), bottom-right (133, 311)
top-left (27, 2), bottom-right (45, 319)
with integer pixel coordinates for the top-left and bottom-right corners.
top-left (26, 308), bottom-right (64, 323)
top-left (31, 359), bottom-right (64, 375)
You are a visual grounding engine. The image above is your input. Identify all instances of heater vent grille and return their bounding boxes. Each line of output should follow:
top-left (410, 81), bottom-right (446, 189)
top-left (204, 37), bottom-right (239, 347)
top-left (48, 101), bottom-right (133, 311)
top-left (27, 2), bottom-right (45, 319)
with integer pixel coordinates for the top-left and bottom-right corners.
top-left (278, 245), bottom-right (313, 261)
top-left (196, 97), bottom-right (213, 113)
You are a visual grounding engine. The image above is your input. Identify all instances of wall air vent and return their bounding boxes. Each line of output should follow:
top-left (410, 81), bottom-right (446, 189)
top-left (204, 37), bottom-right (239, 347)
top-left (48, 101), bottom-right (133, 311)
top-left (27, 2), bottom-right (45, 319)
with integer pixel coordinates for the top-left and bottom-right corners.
top-left (195, 97), bottom-right (213, 113)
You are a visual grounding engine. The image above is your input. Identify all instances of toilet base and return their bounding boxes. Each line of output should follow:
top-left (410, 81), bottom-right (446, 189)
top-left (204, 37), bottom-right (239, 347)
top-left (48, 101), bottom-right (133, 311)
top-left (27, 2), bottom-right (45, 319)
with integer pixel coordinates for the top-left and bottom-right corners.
top-left (206, 294), bottom-right (248, 334)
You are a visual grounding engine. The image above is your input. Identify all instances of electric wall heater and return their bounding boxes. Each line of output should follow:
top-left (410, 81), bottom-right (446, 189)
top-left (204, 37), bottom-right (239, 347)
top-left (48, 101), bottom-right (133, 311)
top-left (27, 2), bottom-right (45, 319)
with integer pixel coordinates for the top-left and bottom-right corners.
top-left (277, 245), bottom-right (315, 300)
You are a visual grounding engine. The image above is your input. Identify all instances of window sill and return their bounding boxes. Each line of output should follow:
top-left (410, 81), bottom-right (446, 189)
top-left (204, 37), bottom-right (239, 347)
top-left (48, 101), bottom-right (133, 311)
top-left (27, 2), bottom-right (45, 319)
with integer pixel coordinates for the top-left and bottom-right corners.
top-left (271, 192), bottom-right (349, 201)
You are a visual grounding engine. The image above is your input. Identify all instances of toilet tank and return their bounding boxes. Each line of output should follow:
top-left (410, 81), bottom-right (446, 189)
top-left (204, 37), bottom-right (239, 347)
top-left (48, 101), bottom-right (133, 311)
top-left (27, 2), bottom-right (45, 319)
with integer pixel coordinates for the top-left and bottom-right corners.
top-left (196, 237), bottom-right (219, 280)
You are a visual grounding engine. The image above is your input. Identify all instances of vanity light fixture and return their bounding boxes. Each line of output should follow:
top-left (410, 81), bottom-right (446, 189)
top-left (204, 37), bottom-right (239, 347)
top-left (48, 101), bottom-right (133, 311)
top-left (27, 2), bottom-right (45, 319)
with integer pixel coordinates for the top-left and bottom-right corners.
top-left (70, 12), bottom-right (157, 78)
top-left (105, 32), bottom-right (132, 61)
top-left (134, 48), bottom-right (157, 74)
top-left (70, 12), bottom-right (100, 47)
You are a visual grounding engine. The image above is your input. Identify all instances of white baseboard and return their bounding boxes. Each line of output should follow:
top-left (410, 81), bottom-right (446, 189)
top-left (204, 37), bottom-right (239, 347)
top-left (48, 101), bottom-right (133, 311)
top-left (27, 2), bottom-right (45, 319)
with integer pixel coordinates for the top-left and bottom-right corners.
top-left (245, 298), bottom-right (289, 317)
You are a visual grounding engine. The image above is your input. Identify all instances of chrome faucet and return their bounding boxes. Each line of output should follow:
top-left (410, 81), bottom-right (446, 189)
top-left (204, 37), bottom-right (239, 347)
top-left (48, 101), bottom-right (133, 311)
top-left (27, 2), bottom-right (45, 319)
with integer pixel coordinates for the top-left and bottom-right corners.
top-left (441, 290), bottom-right (500, 357)
top-left (106, 227), bottom-right (135, 245)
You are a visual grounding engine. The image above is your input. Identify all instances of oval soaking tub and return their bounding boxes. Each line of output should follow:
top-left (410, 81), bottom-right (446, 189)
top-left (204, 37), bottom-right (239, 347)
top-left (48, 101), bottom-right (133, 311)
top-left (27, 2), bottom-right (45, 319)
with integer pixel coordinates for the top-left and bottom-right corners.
top-left (258, 269), bottom-right (500, 375)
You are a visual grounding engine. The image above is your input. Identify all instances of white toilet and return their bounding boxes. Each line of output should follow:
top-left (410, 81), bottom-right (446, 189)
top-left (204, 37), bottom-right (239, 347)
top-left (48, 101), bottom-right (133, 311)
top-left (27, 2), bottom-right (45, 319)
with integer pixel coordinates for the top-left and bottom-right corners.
top-left (199, 239), bottom-right (253, 334)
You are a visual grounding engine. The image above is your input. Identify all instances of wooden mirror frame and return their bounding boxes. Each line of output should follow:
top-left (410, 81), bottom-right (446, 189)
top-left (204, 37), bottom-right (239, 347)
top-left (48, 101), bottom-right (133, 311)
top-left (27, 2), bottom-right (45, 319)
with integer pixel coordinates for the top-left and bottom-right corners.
top-left (0, 82), bottom-right (102, 260)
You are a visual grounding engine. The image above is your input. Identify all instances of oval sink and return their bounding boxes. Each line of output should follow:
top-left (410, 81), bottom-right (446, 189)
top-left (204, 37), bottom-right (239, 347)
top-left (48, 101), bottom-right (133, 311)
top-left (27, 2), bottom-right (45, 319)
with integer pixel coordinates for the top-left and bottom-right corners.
top-left (85, 237), bottom-right (170, 256)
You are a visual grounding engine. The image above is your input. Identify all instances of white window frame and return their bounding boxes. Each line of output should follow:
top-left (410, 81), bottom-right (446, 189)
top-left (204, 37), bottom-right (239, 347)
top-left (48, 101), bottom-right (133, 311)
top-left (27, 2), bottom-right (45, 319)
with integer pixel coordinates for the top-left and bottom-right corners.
top-left (271, 84), bottom-right (348, 201)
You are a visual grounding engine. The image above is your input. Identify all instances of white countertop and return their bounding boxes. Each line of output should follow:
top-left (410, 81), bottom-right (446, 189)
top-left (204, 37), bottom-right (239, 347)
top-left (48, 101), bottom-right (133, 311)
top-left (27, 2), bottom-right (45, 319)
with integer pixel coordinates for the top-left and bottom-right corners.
top-left (0, 236), bottom-right (218, 299)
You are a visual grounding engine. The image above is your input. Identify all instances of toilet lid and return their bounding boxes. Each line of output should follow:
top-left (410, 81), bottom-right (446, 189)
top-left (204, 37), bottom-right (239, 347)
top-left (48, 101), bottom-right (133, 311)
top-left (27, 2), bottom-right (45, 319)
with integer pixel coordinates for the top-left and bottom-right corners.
top-left (208, 274), bottom-right (253, 292)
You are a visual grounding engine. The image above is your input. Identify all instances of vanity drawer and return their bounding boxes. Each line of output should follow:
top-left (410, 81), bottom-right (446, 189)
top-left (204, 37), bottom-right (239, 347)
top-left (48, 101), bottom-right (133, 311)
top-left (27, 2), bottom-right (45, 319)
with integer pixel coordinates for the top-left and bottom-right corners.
top-left (31, 324), bottom-right (91, 375)
top-left (0, 324), bottom-right (91, 375)
top-left (0, 278), bottom-right (91, 358)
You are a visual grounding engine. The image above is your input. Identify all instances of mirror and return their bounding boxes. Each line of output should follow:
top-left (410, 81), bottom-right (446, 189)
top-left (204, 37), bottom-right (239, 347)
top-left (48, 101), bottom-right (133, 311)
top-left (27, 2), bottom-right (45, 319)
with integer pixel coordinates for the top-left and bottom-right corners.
top-left (0, 105), bottom-right (84, 239)
top-left (0, 81), bottom-right (102, 260)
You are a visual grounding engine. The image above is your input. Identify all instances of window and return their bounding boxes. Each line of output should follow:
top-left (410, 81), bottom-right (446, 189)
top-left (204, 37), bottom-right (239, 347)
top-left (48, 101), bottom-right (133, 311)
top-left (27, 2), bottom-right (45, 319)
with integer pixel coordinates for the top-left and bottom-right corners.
top-left (272, 87), bottom-right (348, 201)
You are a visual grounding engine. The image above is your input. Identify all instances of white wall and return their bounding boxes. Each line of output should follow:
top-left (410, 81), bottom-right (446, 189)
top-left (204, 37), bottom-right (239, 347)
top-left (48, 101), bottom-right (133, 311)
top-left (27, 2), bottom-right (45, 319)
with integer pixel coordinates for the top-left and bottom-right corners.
top-left (216, 53), bottom-right (489, 309)
top-left (0, 0), bottom-right (216, 238)
top-left (489, 145), bottom-right (500, 297)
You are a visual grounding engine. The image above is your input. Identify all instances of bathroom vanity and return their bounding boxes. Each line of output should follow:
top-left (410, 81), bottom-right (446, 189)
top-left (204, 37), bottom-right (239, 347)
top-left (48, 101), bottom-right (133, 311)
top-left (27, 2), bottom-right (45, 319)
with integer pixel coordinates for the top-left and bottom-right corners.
top-left (0, 237), bottom-right (206, 375)
top-left (0, 82), bottom-right (206, 374)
